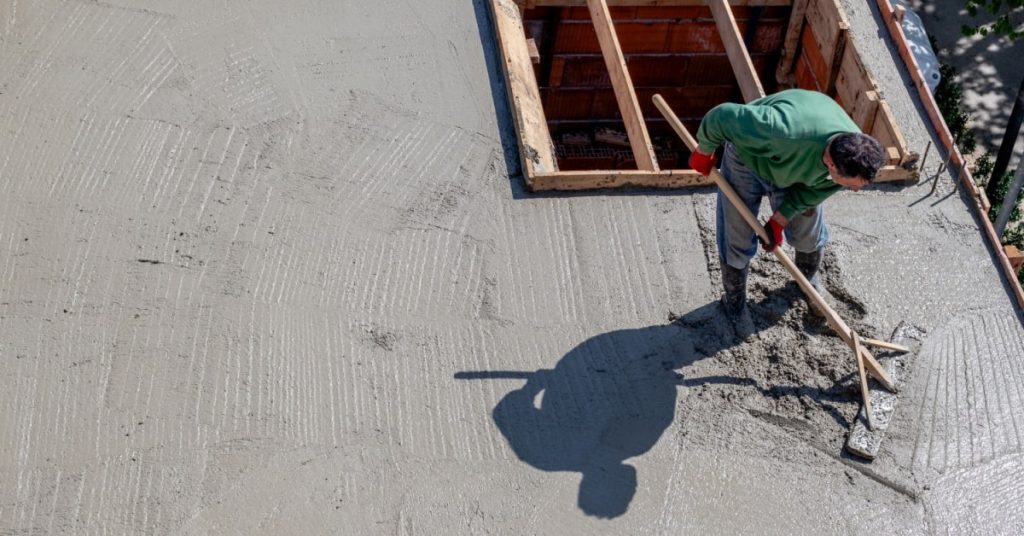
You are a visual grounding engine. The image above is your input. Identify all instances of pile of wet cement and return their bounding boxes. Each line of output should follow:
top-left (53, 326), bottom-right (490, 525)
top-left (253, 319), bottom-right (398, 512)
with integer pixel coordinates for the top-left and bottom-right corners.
top-left (673, 249), bottom-right (881, 450)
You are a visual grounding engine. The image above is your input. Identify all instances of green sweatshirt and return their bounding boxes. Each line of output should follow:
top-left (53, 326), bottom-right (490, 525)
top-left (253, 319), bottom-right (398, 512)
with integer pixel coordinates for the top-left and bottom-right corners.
top-left (696, 89), bottom-right (859, 220)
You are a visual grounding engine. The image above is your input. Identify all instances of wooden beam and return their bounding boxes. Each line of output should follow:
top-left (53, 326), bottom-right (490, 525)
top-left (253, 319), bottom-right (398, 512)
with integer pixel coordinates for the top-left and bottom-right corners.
top-left (875, 165), bottom-right (919, 183)
top-left (489, 0), bottom-right (558, 181)
top-left (824, 27), bottom-right (847, 95)
top-left (775, 0), bottom-right (808, 85)
top-left (526, 38), bottom-right (541, 64)
top-left (522, 0), bottom-right (793, 5)
top-left (708, 0), bottom-right (765, 102)
top-left (853, 331), bottom-right (876, 430)
top-left (531, 169), bottom-right (713, 189)
top-left (586, 0), bottom-right (659, 170)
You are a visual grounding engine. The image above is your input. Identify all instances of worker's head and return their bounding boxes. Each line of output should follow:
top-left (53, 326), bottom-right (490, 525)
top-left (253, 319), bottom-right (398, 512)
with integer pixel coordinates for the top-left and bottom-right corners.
top-left (824, 133), bottom-right (885, 191)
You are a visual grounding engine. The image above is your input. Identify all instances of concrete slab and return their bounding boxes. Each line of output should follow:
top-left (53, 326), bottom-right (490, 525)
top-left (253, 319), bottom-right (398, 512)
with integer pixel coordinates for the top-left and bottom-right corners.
top-left (0, 0), bottom-right (1021, 533)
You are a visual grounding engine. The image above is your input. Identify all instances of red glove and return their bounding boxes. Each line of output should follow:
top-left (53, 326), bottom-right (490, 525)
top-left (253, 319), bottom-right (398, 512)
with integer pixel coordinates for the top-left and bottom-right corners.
top-left (688, 150), bottom-right (716, 176)
top-left (761, 218), bottom-right (784, 252)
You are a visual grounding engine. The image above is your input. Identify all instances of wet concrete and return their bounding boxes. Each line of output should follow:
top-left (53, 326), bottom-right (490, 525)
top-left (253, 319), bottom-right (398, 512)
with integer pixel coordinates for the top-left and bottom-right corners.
top-left (0, 0), bottom-right (1021, 533)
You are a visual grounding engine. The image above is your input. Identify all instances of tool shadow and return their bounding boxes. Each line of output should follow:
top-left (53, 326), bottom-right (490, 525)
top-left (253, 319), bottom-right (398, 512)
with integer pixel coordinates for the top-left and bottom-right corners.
top-left (453, 301), bottom-right (756, 519)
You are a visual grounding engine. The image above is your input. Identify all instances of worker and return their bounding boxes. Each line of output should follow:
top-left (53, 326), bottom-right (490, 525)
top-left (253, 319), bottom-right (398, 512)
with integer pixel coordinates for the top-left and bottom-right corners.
top-left (688, 89), bottom-right (885, 326)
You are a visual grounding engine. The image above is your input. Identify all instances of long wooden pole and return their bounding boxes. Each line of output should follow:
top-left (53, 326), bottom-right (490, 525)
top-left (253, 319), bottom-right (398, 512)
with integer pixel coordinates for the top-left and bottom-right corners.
top-left (653, 94), bottom-right (896, 391)
top-left (853, 331), bottom-right (875, 429)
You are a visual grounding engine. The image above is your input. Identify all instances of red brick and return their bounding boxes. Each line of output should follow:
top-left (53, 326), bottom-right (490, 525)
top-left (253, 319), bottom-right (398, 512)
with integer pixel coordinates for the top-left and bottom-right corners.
top-left (608, 7), bottom-right (637, 20)
top-left (730, 6), bottom-right (753, 19)
top-left (636, 86), bottom-right (735, 119)
top-left (626, 55), bottom-right (688, 87)
top-left (557, 57), bottom-right (611, 88)
top-left (591, 90), bottom-right (621, 120)
top-left (800, 25), bottom-right (830, 88)
top-left (522, 6), bottom-right (557, 23)
top-left (751, 21), bottom-right (786, 54)
top-left (795, 54), bottom-right (823, 91)
top-left (639, 6), bottom-right (710, 20)
top-left (760, 6), bottom-right (793, 21)
top-left (553, 22), bottom-right (602, 54)
top-left (566, 7), bottom-right (590, 20)
top-left (617, 21), bottom-right (671, 53)
top-left (547, 57), bottom-right (567, 87)
top-left (667, 23), bottom-right (725, 54)
top-left (543, 88), bottom-right (596, 120)
top-left (683, 55), bottom-right (736, 85)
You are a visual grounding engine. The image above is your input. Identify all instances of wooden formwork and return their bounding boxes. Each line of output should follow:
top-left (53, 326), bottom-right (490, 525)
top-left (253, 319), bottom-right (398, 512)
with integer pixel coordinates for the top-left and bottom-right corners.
top-left (489, 0), bottom-right (920, 191)
top-left (775, 0), bottom-right (918, 180)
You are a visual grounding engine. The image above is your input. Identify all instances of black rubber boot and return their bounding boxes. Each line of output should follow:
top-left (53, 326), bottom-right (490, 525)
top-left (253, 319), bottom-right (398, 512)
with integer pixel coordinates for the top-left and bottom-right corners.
top-left (720, 258), bottom-right (749, 317)
top-left (720, 258), bottom-right (754, 340)
top-left (795, 248), bottom-right (823, 292)
top-left (795, 249), bottom-right (825, 316)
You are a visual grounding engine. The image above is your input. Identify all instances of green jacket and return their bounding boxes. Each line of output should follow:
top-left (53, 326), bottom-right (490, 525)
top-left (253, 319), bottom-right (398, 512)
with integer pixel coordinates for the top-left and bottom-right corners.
top-left (696, 89), bottom-right (860, 220)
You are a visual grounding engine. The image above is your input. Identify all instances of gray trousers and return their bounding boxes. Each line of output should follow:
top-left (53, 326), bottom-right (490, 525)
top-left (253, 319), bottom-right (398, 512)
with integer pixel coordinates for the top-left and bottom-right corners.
top-left (716, 143), bottom-right (829, 270)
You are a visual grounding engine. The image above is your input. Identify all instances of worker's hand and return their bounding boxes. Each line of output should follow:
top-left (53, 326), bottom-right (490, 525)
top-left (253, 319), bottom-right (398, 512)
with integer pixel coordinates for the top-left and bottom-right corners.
top-left (688, 149), bottom-right (716, 176)
top-left (760, 218), bottom-right (785, 252)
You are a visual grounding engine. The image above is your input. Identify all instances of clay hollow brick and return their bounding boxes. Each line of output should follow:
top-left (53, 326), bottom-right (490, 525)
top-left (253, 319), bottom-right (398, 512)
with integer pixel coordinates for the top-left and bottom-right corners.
top-left (523, 5), bottom-right (787, 172)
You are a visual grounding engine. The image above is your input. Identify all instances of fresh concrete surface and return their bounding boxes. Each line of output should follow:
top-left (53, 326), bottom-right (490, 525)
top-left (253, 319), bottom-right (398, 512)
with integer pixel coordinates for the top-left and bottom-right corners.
top-left (0, 0), bottom-right (1022, 534)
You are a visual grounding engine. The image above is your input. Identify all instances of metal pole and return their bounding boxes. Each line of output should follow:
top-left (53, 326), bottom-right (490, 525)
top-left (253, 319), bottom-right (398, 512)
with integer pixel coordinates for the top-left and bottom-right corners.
top-left (995, 161), bottom-right (1024, 236)
top-left (987, 74), bottom-right (1024, 200)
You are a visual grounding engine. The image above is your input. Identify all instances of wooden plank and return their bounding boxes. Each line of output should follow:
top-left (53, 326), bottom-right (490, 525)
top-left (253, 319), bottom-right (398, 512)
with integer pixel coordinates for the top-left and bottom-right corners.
top-left (853, 331), bottom-right (876, 430)
top-left (527, 38), bottom-right (541, 63)
top-left (586, 0), bottom-right (659, 170)
top-left (490, 0), bottom-right (558, 183)
top-left (860, 337), bottom-right (910, 353)
top-left (708, 0), bottom-right (765, 102)
top-left (835, 48), bottom-right (879, 128)
top-left (873, 98), bottom-right (910, 163)
top-left (531, 169), bottom-right (713, 189)
top-left (824, 27), bottom-right (847, 95)
top-left (794, 50), bottom-right (822, 91)
top-left (799, 24), bottom-right (828, 89)
top-left (875, 165), bottom-right (919, 182)
top-left (804, 0), bottom-right (848, 56)
top-left (774, 0), bottom-right (808, 85)
top-left (885, 147), bottom-right (900, 163)
top-left (523, 0), bottom-right (792, 6)
top-left (851, 90), bottom-right (879, 134)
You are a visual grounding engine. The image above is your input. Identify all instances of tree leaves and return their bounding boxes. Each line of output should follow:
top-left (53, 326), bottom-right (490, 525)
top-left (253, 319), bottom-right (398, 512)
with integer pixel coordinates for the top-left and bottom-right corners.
top-left (961, 0), bottom-right (1024, 40)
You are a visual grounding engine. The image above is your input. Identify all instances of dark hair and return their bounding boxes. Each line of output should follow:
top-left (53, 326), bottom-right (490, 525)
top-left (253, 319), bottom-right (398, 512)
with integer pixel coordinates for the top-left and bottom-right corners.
top-left (828, 133), bottom-right (885, 182)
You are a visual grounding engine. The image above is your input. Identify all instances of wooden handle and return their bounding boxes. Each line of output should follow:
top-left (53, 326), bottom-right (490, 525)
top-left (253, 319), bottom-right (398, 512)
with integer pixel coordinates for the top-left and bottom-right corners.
top-left (853, 331), bottom-right (875, 430)
top-left (652, 94), bottom-right (896, 392)
top-left (860, 337), bottom-right (910, 353)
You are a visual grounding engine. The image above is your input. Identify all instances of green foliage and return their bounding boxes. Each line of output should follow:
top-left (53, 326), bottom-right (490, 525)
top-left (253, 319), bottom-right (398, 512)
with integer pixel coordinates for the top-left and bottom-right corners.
top-left (962, 0), bottom-right (1024, 40)
top-left (933, 62), bottom-right (978, 155)
top-left (975, 152), bottom-right (995, 183)
top-left (987, 167), bottom-right (1022, 223)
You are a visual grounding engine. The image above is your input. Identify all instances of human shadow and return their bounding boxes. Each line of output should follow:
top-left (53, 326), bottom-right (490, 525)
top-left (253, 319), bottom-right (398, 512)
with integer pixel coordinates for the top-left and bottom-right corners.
top-left (454, 302), bottom-right (754, 518)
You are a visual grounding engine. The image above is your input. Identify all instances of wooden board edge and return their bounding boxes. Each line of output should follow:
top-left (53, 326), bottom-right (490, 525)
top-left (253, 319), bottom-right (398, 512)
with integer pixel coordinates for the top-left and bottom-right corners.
top-left (875, 165), bottom-right (919, 183)
top-left (490, 0), bottom-right (558, 185)
top-left (522, 0), bottom-right (793, 6)
top-left (530, 169), bottom-right (713, 189)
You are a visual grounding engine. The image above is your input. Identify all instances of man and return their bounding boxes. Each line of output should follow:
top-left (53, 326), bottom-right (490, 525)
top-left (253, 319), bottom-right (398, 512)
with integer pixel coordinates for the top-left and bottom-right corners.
top-left (688, 89), bottom-right (886, 322)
